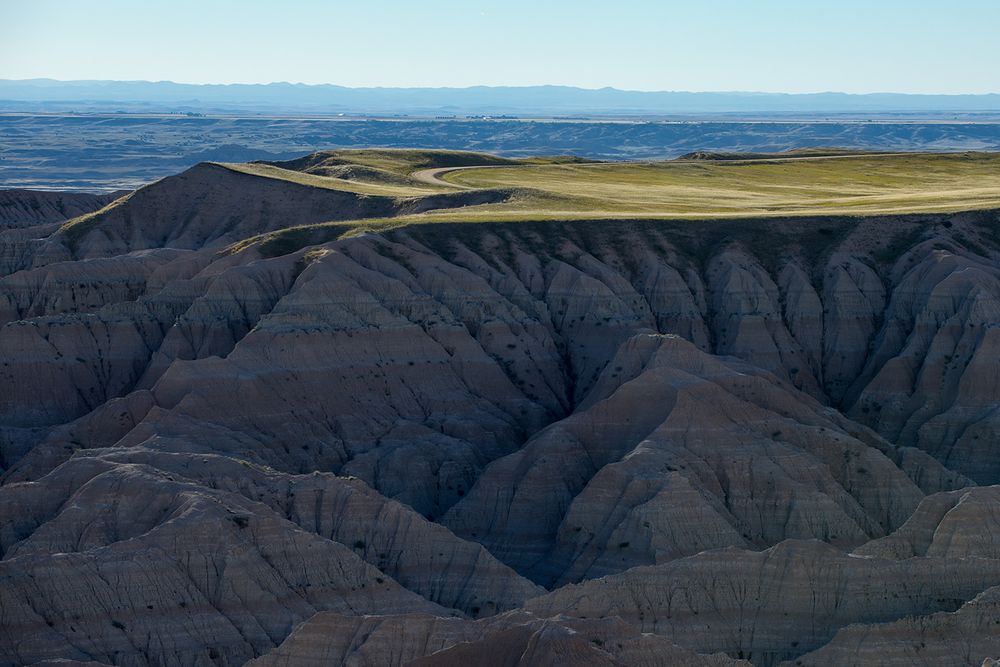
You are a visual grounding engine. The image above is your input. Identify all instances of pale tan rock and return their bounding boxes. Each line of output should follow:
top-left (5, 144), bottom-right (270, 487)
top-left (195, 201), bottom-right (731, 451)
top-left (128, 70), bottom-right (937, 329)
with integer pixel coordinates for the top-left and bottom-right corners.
top-left (635, 252), bottom-right (711, 351)
top-left (2, 210), bottom-right (987, 498)
top-left (27, 661), bottom-right (113, 667)
top-left (407, 616), bottom-right (749, 667)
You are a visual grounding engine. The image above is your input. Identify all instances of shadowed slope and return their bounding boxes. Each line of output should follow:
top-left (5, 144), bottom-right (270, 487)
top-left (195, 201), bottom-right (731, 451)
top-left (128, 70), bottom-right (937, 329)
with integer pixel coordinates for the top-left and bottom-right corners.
top-left (0, 189), bottom-right (120, 229)
top-left (6, 152), bottom-right (1000, 666)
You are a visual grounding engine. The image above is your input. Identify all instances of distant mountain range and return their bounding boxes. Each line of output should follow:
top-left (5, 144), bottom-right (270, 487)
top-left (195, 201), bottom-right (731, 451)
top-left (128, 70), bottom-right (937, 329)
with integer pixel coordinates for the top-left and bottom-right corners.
top-left (2, 79), bottom-right (1000, 116)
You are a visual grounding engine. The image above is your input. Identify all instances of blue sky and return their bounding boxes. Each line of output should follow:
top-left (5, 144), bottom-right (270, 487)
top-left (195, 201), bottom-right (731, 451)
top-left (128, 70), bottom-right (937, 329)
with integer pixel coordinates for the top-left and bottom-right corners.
top-left (2, 0), bottom-right (998, 93)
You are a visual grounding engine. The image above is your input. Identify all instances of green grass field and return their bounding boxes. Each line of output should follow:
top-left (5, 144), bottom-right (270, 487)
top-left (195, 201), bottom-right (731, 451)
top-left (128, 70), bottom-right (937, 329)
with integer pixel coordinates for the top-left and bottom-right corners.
top-left (438, 152), bottom-right (1000, 219)
top-left (222, 149), bottom-right (1000, 219)
top-left (206, 149), bottom-right (1000, 256)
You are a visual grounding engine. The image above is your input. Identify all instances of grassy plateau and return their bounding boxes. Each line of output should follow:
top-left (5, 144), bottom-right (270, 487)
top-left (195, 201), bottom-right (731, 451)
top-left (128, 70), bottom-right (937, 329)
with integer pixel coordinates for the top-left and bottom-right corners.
top-left (218, 149), bottom-right (1000, 257)
top-left (437, 151), bottom-right (1000, 219)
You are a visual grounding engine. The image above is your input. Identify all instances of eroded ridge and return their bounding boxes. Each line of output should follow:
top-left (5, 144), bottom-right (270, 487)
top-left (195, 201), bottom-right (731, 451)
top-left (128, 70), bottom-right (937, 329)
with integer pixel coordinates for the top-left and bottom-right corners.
top-left (4, 151), bottom-right (1000, 666)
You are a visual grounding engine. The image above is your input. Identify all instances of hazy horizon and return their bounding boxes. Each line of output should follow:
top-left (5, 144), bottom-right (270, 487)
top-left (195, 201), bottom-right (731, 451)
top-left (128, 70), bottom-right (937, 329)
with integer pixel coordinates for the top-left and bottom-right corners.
top-left (6, 79), bottom-right (999, 118)
top-left (3, 0), bottom-right (999, 95)
top-left (5, 78), bottom-right (1000, 96)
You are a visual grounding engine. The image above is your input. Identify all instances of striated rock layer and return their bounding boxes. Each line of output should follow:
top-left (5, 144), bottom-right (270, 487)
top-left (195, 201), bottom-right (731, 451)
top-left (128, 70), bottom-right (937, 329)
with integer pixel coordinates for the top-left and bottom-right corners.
top-left (443, 332), bottom-right (942, 586)
top-left (0, 189), bottom-right (119, 230)
top-left (250, 611), bottom-right (748, 667)
top-left (524, 540), bottom-right (1000, 665)
top-left (789, 585), bottom-right (1000, 666)
top-left (4, 160), bottom-right (1000, 666)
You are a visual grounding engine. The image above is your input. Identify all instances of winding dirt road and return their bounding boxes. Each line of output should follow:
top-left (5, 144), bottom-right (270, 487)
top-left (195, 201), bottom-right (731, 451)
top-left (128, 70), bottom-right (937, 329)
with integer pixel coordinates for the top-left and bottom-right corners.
top-left (411, 167), bottom-right (480, 188)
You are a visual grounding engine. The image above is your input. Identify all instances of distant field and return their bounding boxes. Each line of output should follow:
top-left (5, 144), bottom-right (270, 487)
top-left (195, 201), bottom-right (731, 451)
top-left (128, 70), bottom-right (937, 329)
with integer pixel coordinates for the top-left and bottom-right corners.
top-left (4, 113), bottom-right (1000, 192)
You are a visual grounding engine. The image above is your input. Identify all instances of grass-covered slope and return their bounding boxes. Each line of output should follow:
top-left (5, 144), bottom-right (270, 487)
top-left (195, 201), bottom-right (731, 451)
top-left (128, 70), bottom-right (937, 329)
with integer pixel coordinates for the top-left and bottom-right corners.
top-left (47, 148), bottom-right (1000, 264)
top-left (53, 151), bottom-right (523, 259)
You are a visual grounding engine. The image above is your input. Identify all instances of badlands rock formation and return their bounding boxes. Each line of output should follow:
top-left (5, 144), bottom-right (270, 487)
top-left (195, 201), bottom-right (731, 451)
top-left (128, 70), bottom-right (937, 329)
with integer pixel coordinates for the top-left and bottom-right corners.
top-left (791, 585), bottom-right (1000, 666)
top-left (524, 540), bottom-right (1000, 664)
top-left (3, 153), bottom-right (1000, 666)
top-left (855, 485), bottom-right (1000, 559)
top-left (0, 189), bottom-right (119, 229)
top-left (250, 612), bottom-right (747, 667)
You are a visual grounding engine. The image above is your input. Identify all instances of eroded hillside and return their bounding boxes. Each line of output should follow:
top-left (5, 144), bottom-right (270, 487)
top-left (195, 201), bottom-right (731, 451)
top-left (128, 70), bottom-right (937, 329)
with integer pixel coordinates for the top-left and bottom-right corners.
top-left (3, 150), bottom-right (1000, 666)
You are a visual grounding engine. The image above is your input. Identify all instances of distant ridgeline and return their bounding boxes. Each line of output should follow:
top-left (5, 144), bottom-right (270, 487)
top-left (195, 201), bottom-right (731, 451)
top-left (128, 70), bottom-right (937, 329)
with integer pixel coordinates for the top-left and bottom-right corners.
top-left (3, 79), bottom-right (1000, 116)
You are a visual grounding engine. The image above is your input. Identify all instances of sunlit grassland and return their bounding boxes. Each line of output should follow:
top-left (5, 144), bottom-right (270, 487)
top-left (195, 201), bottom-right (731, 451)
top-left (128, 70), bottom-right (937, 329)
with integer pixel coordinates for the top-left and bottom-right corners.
top-left (437, 152), bottom-right (1000, 218)
top-left (208, 150), bottom-right (1000, 258)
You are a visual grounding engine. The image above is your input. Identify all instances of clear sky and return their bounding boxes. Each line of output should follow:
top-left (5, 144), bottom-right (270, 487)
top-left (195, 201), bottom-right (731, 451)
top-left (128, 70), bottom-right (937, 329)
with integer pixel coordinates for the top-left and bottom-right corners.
top-left (2, 0), bottom-right (998, 93)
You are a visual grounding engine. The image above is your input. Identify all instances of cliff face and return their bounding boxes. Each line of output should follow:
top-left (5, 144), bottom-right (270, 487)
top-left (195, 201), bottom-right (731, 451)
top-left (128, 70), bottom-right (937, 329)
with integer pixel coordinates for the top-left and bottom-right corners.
top-left (4, 165), bottom-right (1000, 666)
